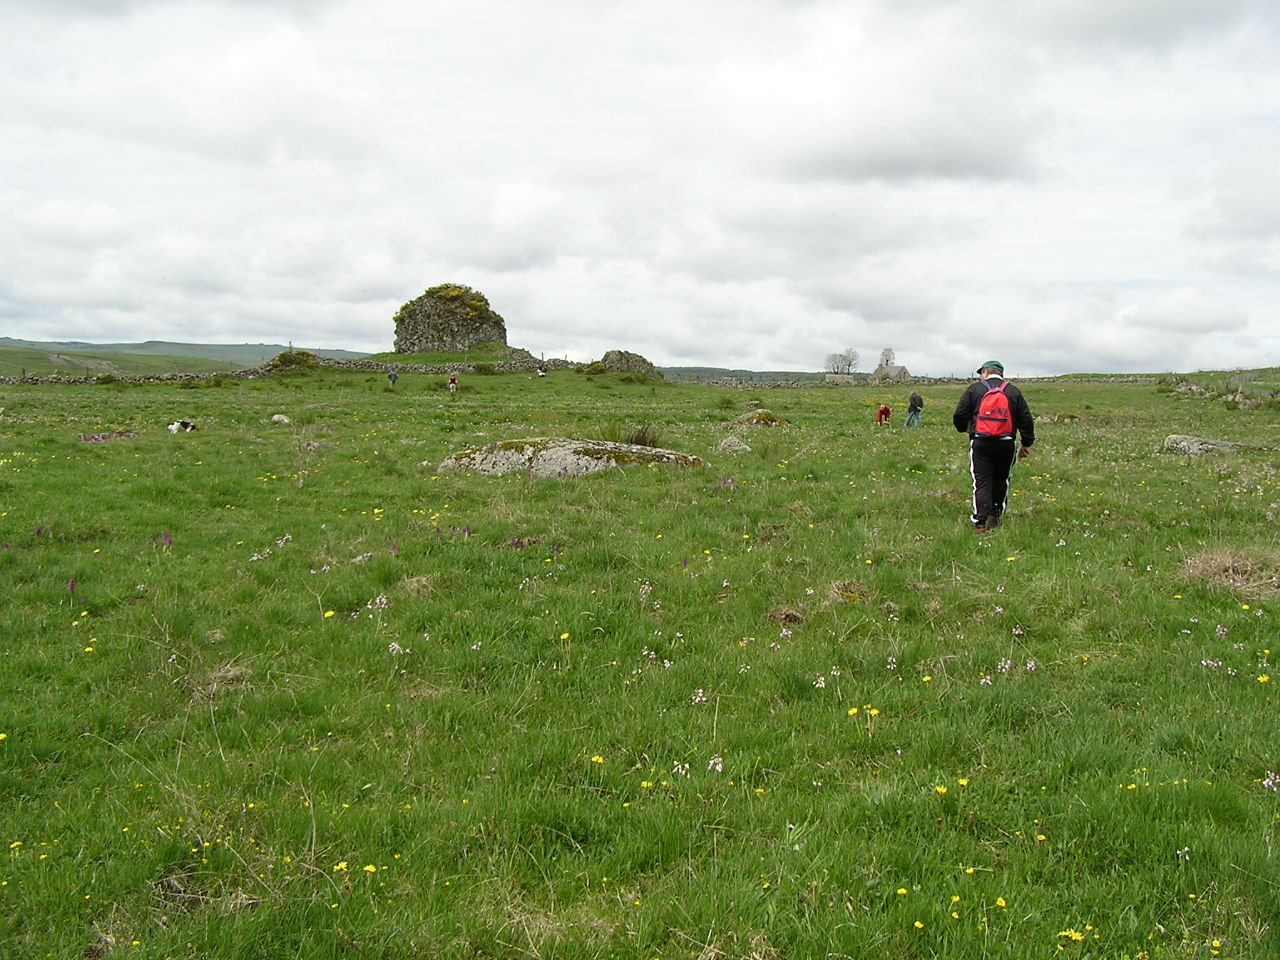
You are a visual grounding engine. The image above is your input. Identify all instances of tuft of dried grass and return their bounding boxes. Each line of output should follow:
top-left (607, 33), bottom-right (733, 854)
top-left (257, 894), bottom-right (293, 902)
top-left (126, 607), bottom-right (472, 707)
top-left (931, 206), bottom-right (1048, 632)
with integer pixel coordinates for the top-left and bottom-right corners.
top-left (1183, 549), bottom-right (1279, 597)
top-left (188, 662), bottom-right (253, 702)
top-left (151, 869), bottom-right (261, 915)
top-left (399, 573), bottom-right (440, 596)
top-left (693, 932), bottom-right (781, 960)
top-left (828, 579), bottom-right (871, 603)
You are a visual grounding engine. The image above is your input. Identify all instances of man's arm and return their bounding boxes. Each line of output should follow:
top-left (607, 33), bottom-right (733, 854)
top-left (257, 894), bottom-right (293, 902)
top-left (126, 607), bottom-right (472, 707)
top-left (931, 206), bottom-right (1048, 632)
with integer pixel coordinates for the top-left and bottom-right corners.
top-left (1014, 387), bottom-right (1035, 453)
top-left (953, 384), bottom-right (976, 433)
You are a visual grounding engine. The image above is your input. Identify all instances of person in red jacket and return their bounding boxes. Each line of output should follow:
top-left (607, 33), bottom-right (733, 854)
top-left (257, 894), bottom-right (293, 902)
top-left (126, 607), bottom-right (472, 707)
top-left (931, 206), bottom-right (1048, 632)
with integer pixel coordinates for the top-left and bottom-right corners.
top-left (952, 360), bottom-right (1035, 532)
top-left (876, 404), bottom-right (892, 425)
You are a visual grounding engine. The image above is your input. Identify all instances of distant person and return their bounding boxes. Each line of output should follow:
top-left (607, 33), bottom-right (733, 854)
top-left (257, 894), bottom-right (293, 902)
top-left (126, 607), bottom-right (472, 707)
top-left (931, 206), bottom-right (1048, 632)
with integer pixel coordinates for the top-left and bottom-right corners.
top-left (876, 404), bottom-right (892, 425)
top-left (387, 369), bottom-right (399, 388)
top-left (448, 372), bottom-right (458, 394)
top-left (952, 360), bottom-right (1034, 532)
top-left (905, 390), bottom-right (924, 427)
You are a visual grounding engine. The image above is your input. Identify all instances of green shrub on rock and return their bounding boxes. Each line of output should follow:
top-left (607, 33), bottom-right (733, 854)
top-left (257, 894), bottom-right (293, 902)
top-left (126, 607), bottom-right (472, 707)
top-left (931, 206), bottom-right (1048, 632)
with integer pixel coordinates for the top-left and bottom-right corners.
top-left (267, 349), bottom-right (319, 371)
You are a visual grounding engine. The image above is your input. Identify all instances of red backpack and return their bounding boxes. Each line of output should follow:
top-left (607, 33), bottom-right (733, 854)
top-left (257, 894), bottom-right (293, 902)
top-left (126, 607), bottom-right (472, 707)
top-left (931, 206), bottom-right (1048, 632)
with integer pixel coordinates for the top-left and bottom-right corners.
top-left (975, 381), bottom-right (1014, 437)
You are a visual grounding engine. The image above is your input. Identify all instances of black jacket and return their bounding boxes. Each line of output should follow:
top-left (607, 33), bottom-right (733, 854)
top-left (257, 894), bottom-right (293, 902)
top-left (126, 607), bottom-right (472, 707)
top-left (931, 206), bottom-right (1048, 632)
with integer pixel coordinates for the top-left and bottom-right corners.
top-left (952, 377), bottom-right (1035, 446)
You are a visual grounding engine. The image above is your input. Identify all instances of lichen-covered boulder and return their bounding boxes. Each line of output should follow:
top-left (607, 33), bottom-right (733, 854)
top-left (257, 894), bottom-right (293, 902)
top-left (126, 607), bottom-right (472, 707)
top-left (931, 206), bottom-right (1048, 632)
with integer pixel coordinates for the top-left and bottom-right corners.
top-left (719, 436), bottom-right (752, 453)
top-left (434, 437), bottom-right (706, 479)
top-left (1163, 435), bottom-right (1242, 455)
top-left (727, 409), bottom-right (788, 427)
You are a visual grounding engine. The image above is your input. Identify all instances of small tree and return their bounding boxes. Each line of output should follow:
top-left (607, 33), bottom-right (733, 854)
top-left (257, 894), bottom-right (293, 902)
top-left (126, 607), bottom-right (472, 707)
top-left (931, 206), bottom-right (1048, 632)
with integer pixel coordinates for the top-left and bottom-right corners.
top-left (879, 348), bottom-right (895, 368)
top-left (825, 348), bottom-right (860, 375)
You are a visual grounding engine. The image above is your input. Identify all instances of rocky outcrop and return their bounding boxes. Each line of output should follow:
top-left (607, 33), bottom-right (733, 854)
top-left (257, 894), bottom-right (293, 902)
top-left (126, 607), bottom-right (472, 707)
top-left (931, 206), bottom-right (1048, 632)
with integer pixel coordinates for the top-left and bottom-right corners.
top-left (393, 284), bottom-right (507, 354)
top-left (434, 437), bottom-right (707, 479)
top-left (600, 350), bottom-right (660, 377)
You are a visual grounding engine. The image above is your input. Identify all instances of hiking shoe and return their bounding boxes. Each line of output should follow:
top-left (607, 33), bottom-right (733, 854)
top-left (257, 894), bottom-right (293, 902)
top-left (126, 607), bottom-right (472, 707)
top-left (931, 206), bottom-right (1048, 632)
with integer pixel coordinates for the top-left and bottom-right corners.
top-left (974, 523), bottom-right (988, 533)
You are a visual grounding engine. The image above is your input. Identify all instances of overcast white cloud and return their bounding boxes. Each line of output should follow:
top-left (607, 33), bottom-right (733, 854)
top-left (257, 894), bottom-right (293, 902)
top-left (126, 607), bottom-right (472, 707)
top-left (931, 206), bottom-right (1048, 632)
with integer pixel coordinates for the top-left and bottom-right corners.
top-left (2, 0), bottom-right (1278, 376)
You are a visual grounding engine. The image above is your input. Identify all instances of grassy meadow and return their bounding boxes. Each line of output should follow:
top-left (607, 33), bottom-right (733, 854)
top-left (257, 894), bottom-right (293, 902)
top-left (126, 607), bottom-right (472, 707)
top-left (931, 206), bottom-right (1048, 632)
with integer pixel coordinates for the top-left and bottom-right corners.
top-left (0, 366), bottom-right (1277, 959)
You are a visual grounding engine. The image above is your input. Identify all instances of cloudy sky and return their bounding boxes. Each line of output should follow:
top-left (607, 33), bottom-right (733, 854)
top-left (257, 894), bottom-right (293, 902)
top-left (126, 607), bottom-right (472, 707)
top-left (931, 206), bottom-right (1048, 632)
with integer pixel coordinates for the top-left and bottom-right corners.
top-left (3, 0), bottom-right (1278, 376)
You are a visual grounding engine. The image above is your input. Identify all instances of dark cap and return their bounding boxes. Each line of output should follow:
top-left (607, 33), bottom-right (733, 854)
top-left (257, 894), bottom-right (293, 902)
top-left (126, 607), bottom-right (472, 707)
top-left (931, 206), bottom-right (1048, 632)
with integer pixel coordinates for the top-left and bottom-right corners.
top-left (977, 360), bottom-right (1004, 374)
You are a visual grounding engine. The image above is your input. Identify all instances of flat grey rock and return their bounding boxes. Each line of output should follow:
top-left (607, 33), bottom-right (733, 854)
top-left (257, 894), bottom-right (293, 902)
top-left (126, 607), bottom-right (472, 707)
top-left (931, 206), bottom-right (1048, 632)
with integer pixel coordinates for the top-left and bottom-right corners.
top-left (434, 437), bottom-right (707, 478)
top-left (1163, 435), bottom-right (1241, 455)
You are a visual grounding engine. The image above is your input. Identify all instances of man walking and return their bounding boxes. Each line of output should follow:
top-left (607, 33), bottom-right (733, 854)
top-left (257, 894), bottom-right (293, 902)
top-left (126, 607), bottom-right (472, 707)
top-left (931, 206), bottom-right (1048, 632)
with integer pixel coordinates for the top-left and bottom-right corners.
top-left (905, 390), bottom-right (924, 427)
top-left (952, 360), bottom-right (1034, 532)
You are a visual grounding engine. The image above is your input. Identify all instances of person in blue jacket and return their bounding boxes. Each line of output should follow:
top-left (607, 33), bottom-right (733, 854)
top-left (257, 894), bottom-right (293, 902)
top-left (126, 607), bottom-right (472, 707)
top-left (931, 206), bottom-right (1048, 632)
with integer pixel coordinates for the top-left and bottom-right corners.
top-left (952, 360), bottom-right (1035, 532)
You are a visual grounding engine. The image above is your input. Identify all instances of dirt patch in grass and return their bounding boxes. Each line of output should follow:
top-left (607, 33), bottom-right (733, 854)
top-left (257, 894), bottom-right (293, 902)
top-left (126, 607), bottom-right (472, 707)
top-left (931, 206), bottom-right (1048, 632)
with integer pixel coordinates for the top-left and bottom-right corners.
top-left (189, 662), bottom-right (254, 702)
top-left (1183, 549), bottom-right (1280, 598)
top-left (767, 605), bottom-right (807, 625)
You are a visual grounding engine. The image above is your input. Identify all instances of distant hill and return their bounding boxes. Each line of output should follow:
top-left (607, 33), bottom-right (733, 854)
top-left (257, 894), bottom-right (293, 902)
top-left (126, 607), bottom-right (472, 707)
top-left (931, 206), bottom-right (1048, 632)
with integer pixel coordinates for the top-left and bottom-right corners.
top-left (0, 338), bottom-right (373, 379)
top-left (0, 338), bottom-right (370, 365)
top-left (660, 366), bottom-right (824, 383)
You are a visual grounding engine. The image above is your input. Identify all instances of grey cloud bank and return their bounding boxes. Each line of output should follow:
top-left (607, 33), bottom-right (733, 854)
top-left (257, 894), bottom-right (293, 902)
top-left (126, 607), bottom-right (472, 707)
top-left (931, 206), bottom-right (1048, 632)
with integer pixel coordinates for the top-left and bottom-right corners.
top-left (2, 0), bottom-right (1278, 377)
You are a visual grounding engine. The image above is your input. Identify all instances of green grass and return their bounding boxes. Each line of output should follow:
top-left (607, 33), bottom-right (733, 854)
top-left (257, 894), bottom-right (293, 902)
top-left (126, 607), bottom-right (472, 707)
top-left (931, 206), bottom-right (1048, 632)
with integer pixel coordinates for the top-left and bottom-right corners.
top-left (1, 368), bottom-right (1278, 958)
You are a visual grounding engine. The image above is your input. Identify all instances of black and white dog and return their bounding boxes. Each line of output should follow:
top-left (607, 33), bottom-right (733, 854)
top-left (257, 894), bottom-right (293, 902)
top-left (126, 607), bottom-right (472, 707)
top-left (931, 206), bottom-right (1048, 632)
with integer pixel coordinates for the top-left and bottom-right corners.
top-left (167, 420), bottom-right (199, 433)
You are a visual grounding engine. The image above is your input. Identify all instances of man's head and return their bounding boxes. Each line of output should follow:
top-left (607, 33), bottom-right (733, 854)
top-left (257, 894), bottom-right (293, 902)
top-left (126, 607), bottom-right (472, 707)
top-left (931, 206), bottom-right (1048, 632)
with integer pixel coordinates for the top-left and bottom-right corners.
top-left (977, 360), bottom-right (1004, 377)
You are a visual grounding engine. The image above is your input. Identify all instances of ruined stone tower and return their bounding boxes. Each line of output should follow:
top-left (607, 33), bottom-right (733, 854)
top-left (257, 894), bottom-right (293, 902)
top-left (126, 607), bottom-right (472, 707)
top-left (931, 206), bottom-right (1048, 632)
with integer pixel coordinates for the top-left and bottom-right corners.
top-left (393, 284), bottom-right (508, 354)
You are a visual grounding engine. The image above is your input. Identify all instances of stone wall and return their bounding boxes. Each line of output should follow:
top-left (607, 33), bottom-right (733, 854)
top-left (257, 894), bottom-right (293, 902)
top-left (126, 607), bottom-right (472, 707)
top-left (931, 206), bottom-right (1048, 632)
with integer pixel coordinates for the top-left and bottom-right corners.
top-left (0, 364), bottom-right (1161, 389)
top-left (0, 353), bottom-right (581, 387)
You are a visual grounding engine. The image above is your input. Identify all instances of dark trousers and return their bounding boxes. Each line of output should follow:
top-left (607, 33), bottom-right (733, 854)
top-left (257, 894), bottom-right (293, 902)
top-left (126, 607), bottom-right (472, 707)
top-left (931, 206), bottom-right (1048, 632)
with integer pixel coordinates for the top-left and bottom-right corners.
top-left (969, 437), bottom-right (1016, 525)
